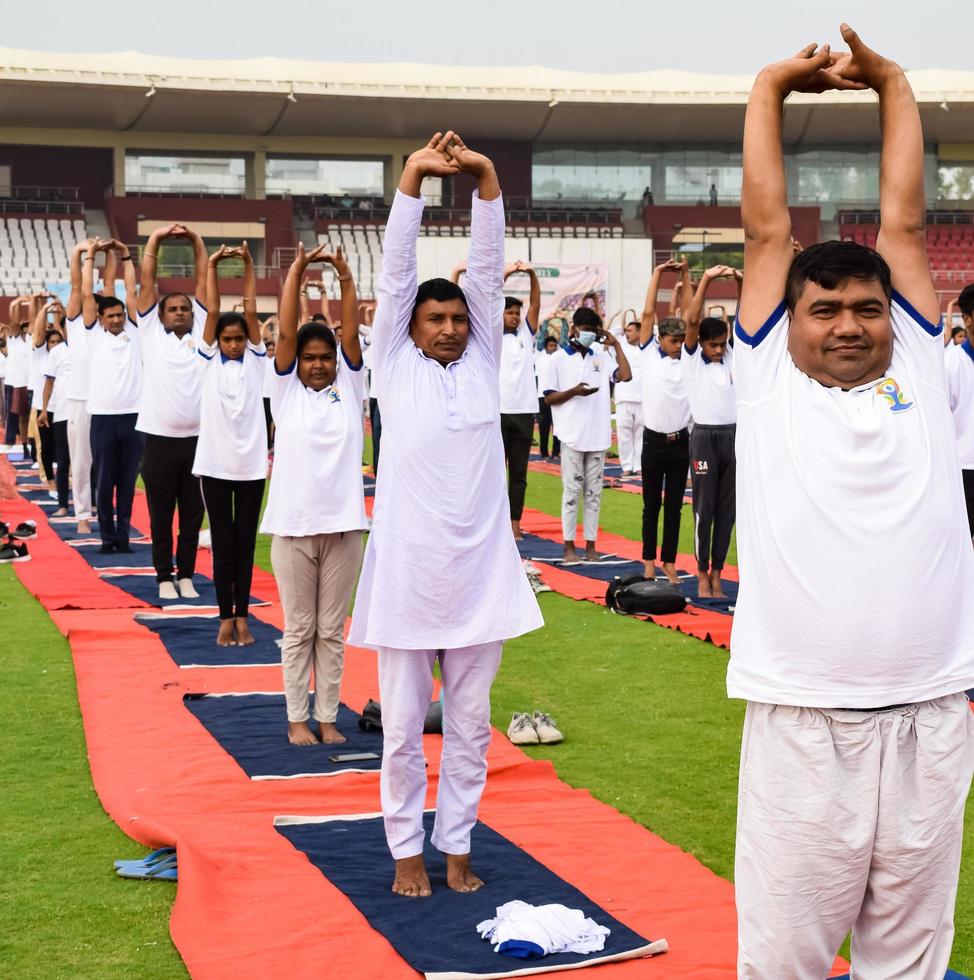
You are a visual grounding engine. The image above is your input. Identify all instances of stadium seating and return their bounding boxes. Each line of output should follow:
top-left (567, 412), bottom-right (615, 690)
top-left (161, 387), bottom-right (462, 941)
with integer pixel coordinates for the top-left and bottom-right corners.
top-left (0, 215), bottom-right (86, 296)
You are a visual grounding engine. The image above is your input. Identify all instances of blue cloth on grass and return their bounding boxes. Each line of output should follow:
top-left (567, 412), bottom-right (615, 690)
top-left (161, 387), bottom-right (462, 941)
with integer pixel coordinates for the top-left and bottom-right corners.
top-left (276, 812), bottom-right (657, 977)
top-left (138, 614), bottom-right (282, 668)
top-left (183, 694), bottom-right (382, 778)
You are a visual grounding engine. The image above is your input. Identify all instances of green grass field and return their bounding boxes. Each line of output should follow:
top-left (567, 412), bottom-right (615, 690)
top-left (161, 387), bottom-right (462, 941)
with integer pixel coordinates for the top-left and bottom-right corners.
top-left (3, 452), bottom-right (973, 976)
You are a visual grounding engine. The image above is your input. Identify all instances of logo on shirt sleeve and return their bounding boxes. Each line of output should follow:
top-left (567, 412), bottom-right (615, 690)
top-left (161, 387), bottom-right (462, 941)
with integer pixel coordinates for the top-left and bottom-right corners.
top-left (875, 378), bottom-right (914, 413)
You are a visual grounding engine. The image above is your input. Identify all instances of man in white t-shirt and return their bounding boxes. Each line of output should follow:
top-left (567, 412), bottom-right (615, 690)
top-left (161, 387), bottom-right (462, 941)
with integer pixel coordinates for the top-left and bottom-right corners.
top-left (83, 239), bottom-right (143, 554)
top-left (946, 282), bottom-right (974, 540)
top-left (544, 308), bottom-right (631, 562)
top-left (348, 133), bottom-right (543, 900)
top-left (137, 222), bottom-right (209, 600)
top-left (535, 333), bottom-right (561, 459)
top-left (732, 27), bottom-right (974, 978)
top-left (613, 319), bottom-right (643, 475)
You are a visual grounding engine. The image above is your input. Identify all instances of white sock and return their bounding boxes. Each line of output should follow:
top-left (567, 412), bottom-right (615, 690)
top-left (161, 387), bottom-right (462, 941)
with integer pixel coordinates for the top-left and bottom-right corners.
top-left (177, 578), bottom-right (199, 599)
top-left (158, 581), bottom-right (179, 601)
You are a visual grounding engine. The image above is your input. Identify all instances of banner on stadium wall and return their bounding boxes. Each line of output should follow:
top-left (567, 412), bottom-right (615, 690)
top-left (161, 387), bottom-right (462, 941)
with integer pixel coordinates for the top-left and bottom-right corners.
top-left (502, 263), bottom-right (608, 333)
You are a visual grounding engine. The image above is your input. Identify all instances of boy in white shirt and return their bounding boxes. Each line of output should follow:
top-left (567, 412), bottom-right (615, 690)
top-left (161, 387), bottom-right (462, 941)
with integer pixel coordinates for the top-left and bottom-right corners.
top-left (732, 26), bottom-right (974, 978)
top-left (544, 308), bottom-right (631, 562)
top-left (613, 318), bottom-right (643, 475)
top-left (535, 333), bottom-right (561, 459)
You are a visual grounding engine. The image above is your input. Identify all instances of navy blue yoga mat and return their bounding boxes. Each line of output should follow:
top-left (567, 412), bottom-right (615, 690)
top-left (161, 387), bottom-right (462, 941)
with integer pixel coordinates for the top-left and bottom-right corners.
top-left (276, 812), bottom-right (662, 977)
top-left (100, 572), bottom-right (267, 610)
top-left (137, 614), bottom-right (282, 668)
top-left (74, 541), bottom-right (154, 569)
top-left (184, 694), bottom-right (382, 778)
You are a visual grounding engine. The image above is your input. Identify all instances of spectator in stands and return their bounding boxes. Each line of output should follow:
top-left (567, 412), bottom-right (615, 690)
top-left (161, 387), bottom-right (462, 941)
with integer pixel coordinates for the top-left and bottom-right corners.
top-left (37, 304), bottom-right (71, 517)
top-left (641, 187), bottom-right (654, 211)
top-left (138, 223), bottom-right (209, 601)
top-left (348, 132), bottom-right (543, 899)
top-left (535, 333), bottom-right (560, 459)
top-left (683, 265), bottom-right (741, 598)
top-left (638, 259), bottom-right (692, 585)
top-left (709, 183), bottom-right (719, 206)
top-left (193, 243), bottom-right (267, 646)
top-left (613, 316), bottom-right (643, 475)
top-left (732, 27), bottom-right (974, 977)
top-left (260, 242), bottom-right (366, 745)
top-left (82, 239), bottom-right (142, 555)
top-left (545, 307), bottom-right (632, 562)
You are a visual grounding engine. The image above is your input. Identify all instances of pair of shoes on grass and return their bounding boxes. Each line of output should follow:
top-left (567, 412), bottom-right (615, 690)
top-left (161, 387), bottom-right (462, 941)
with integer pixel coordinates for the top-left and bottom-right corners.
top-left (507, 711), bottom-right (563, 745)
top-left (0, 519), bottom-right (37, 563)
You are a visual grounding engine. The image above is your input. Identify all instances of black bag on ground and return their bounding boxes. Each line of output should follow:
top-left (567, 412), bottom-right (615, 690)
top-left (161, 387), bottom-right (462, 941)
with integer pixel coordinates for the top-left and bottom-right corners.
top-left (357, 698), bottom-right (444, 735)
top-left (605, 575), bottom-right (687, 615)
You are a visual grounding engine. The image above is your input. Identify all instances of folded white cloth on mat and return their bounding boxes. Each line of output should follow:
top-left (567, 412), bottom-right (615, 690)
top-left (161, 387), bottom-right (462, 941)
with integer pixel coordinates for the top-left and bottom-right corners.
top-left (477, 900), bottom-right (611, 958)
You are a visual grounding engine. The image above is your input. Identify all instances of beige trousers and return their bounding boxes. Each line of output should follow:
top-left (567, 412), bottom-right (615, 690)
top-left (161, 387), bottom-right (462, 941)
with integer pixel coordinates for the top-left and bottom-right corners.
top-left (736, 694), bottom-right (974, 980)
top-left (271, 530), bottom-right (364, 724)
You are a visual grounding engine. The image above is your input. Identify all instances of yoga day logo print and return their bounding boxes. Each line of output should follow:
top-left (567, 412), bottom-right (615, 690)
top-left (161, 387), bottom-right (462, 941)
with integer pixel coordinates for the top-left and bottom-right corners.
top-left (875, 377), bottom-right (914, 413)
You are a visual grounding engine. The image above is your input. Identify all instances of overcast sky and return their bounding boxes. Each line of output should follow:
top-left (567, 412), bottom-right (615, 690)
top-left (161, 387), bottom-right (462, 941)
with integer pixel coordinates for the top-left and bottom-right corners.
top-left (5, 0), bottom-right (971, 73)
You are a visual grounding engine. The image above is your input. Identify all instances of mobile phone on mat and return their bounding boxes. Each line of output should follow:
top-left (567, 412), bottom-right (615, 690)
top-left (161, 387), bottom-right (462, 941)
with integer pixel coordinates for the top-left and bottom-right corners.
top-left (329, 752), bottom-right (381, 763)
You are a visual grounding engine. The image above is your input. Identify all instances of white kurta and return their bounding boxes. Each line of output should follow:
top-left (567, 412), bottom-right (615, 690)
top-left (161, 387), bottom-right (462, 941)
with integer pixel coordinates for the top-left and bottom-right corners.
top-left (348, 189), bottom-right (543, 651)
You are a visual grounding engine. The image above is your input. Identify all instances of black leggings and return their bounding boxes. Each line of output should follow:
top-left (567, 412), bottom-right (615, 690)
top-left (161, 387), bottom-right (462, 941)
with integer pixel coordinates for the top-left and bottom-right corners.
top-left (537, 396), bottom-right (559, 458)
top-left (641, 427), bottom-right (690, 564)
top-left (51, 418), bottom-right (70, 509)
top-left (964, 469), bottom-right (974, 537)
top-left (38, 412), bottom-right (56, 481)
top-left (501, 412), bottom-right (535, 520)
top-left (199, 476), bottom-right (265, 620)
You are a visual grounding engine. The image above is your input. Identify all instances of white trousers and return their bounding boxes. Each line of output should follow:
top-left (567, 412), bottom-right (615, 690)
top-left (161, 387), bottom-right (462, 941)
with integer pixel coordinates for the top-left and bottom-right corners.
top-left (560, 445), bottom-right (605, 544)
top-left (66, 398), bottom-right (92, 520)
top-left (736, 695), bottom-right (974, 980)
top-left (377, 642), bottom-right (503, 860)
top-left (271, 531), bottom-right (363, 724)
top-left (615, 400), bottom-right (643, 473)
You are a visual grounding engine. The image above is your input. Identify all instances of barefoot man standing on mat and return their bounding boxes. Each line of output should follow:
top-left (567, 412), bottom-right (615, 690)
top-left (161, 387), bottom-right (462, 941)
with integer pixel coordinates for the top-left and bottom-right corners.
top-left (349, 133), bottom-right (543, 898)
top-left (732, 27), bottom-right (974, 977)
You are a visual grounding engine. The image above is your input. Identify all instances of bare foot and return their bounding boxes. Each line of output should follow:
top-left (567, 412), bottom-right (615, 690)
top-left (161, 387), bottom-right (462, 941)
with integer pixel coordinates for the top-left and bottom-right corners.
top-left (562, 543), bottom-right (579, 563)
top-left (710, 569), bottom-right (726, 598)
top-left (78, 519), bottom-right (91, 535)
top-left (643, 560), bottom-right (656, 579)
top-left (584, 541), bottom-right (598, 561)
top-left (216, 619), bottom-right (237, 646)
top-left (52, 508), bottom-right (68, 518)
top-left (661, 562), bottom-right (681, 585)
top-left (318, 722), bottom-right (346, 745)
top-left (392, 855), bottom-right (432, 898)
top-left (511, 519), bottom-right (522, 540)
top-left (697, 570), bottom-right (714, 598)
top-left (235, 617), bottom-right (255, 645)
top-left (288, 721), bottom-right (318, 746)
top-left (446, 853), bottom-right (484, 893)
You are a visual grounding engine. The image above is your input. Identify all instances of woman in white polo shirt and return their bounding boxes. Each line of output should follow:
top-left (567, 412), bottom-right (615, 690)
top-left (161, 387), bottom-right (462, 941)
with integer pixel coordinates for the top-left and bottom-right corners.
top-left (260, 243), bottom-right (366, 746)
top-left (38, 310), bottom-right (72, 517)
top-left (192, 244), bottom-right (268, 647)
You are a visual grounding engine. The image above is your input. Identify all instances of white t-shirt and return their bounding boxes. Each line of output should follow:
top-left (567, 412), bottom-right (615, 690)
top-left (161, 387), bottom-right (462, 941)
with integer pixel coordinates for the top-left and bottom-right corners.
top-left (613, 340), bottom-right (643, 404)
top-left (262, 355), bottom-right (276, 399)
top-left (43, 342), bottom-right (71, 419)
top-left (544, 344), bottom-right (614, 452)
top-left (682, 341), bottom-right (736, 425)
top-left (4, 332), bottom-right (29, 388)
top-left (534, 348), bottom-right (556, 399)
top-left (729, 293), bottom-right (974, 708)
top-left (0, 351), bottom-right (5, 382)
top-left (86, 321), bottom-right (143, 415)
top-left (65, 314), bottom-right (91, 402)
top-left (136, 299), bottom-right (206, 438)
top-left (260, 353), bottom-right (367, 537)
top-left (499, 322), bottom-right (538, 414)
top-left (192, 340), bottom-right (268, 481)
top-left (945, 339), bottom-right (974, 469)
top-left (27, 343), bottom-right (48, 395)
top-left (640, 339), bottom-right (691, 433)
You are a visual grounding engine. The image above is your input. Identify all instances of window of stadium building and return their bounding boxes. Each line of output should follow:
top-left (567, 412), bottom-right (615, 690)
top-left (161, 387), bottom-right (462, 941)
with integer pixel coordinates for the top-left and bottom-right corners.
top-left (125, 153), bottom-right (246, 195)
top-left (664, 165), bottom-right (743, 204)
top-left (531, 146), bottom-right (653, 216)
top-left (264, 158), bottom-right (385, 200)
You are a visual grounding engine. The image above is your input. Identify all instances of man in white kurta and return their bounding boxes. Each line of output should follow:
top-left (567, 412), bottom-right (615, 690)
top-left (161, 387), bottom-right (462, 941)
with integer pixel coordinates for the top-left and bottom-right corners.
top-left (348, 134), bottom-right (543, 898)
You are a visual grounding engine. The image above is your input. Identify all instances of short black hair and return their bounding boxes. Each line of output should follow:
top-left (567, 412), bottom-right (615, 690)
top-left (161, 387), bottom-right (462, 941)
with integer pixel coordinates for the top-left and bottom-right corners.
top-left (658, 316), bottom-right (686, 337)
top-left (296, 321), bottom-right (337, 356)
top-left (215, 312), bottom-right (247, 340)
top-left (160, 292), bottom-right (192, 315)
top-left (413, 278), bottom-right (467, 319)
top-left (504, 296), bottom-right (523, 310)
top-left (626, 320), bottom-right (640, 330)
top-left (958, 283), bottom-right (974, 318)
top-left (311, 313), bottom-right (329, 323)
top-left (951, 324), bottom-right (967, 338)
top-left (786, 241), bottom-right (892, 312)
top-left (543, 335), bottom-right (559, 348)
top-left (97, 295), bottom-right (124, 316)
top-left (700, 317), bottom-right (729, 342)
top-left (572, 306), bottom-right (601, 329)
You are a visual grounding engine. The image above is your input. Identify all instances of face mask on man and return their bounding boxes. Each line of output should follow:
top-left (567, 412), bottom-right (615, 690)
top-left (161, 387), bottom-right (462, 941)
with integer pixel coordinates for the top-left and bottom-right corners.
top-left (576, 330), bottom-right (597, 348)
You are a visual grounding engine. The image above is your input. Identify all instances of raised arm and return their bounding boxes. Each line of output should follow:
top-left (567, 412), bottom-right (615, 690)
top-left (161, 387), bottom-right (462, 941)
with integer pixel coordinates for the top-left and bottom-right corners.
top-left (139, 223), bottom-right (180, 314)
top-left (66, 240), bottom-right (90, 320)
top-left (277, 243), bottom-right (331, 373)
top-left (686, 265), bottom-right (734, 348)
top-left (523, 264), bottom-right (541, 332)
top-left (184, 225), bottom-right (209, 308)
top-left (30, 298), bottom-right (50, 348)
top-left (107, 239), bottom-right (138, 321)
top-left (450, 262), bottom-right (466, 285)
top-left (202, 246), bottom-right (239, 347)
top-left (239, 241), bottom-right (261, 346)
top-left (831, 25), bottom-right (938, 323)
top-left (739, 42), bottom-right (864, 331)
top-left (81, 239), bottom-right (100, 327)
top-left (324, 246), bottom-right (362, 367)
top-left (601, 327), bottom-right (632, 383)
top-left (640, 261), bottom-right (677, 346)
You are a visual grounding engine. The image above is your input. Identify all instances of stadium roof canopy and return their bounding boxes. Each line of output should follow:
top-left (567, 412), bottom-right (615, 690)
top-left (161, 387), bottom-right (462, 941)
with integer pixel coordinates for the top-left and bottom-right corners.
top-left (2, 49), bottom-right (974, 144)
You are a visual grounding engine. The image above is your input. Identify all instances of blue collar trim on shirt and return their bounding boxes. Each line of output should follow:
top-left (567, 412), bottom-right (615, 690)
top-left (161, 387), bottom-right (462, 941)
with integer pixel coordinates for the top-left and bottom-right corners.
top-left (563, 343), bottom-right (590, 357)
top-left (658, 344), bottom-right (669, 358)
top-left (962, 338), bottom-right (974, 364)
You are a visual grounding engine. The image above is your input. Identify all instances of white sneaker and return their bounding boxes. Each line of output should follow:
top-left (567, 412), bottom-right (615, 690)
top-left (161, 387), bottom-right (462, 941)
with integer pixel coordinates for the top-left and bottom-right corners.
top-left (177, 577), bottom-right (200, 599)
top-left (532, 711), bottom-right (564, 744)
top-left (158, 581), bottom-right (179, 601)
top-left (197, 529), bottom-right (211, 549)
top-left (507, 712), bottom-right (540, 745)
